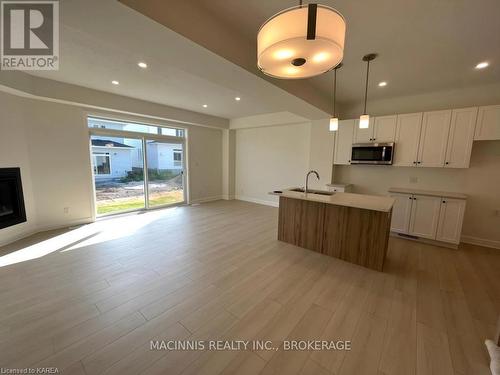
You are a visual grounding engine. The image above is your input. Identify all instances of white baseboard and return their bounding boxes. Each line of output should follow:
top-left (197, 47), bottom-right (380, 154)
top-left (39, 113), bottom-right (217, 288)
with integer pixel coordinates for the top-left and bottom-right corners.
top-left (461, 235), bottom-right (500, 250)
top-left (0, 227), bottom-right (38, 247)
top-left (36, 218), bottom-right (93, 233)
top-left (222, 195), bottom-right (235, 200)
top-left (190, 195), bottom-right (223, 204)
top-left (235, 195), bottom-right (279, 207)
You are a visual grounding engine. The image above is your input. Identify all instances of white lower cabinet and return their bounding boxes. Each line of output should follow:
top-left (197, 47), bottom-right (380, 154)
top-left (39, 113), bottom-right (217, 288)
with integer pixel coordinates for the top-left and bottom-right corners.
top-left (390, 191), bottom-right (466, 245)
top-left (389, 193), bottom-right (412, 234)
top-left (436, 198), bottom-right (466, 244)
top-left (408, 194), bottom-right (442, 239)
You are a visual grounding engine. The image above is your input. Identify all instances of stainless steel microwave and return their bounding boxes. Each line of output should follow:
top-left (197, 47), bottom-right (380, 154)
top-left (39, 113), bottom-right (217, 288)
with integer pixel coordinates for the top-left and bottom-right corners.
top-left (351, 143), bottom-right (394, 165)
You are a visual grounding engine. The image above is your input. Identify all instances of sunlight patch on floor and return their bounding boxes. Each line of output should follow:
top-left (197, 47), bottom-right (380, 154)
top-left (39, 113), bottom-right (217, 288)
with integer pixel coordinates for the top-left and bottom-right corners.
top-left (0, 206), bottom-right (179, 267)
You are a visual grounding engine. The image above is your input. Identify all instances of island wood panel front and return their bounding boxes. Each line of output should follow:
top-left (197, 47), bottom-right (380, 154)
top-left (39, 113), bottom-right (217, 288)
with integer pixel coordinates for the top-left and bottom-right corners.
top-left (322, 204), bottom-right (392, 271)
top-left (278, 196), bottom-right (392, 271)
top-left (278, 196), bottom-right (325, 251)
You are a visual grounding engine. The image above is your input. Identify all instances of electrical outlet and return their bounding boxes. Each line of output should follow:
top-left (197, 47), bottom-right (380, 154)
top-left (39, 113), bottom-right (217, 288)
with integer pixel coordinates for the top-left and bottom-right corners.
top-left (409, 176), bottom-right (418, 183)
top-left (494, 209), bottom-right (500, 217)
top-left (63, 207), bottom-right (69, 214)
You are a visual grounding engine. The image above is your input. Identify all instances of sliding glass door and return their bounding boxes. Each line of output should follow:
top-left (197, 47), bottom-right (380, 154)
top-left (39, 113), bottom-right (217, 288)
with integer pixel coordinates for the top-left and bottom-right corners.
top-left (89, 117), bottom-right (186, 216)
top-left (91, 135), bottom-right (145, 215)
top-left (146, 141), bottom-right (184, 208)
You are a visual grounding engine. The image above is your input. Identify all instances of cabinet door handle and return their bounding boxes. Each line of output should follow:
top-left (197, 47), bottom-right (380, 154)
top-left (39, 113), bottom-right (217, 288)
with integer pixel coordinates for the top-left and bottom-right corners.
top-left (413, 198), bottom-right (417, 200)
top-left (442, 200), bottom-right (446, 203)
top-left (408, 197), bottom-right (412, 200)
top-left (445, 162), bottom-right (449, 165)
top-left (417, 161), bottom-right (421, 164)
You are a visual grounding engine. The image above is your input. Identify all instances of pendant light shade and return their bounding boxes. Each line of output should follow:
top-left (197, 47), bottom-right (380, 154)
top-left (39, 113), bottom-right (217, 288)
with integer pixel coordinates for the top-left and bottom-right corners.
top-left (359, 53), bottom-right (377, 129)
top-left (257, 4), bottom-right (346, 79)
top-left (329, 118), bottom-right (339, 131)
top-left (359, 114), bottom-right (370, 129)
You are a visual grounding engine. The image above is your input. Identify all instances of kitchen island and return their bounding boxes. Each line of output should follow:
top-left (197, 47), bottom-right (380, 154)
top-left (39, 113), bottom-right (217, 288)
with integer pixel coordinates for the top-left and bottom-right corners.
top-left (275, 189), bottom-right (395, 271)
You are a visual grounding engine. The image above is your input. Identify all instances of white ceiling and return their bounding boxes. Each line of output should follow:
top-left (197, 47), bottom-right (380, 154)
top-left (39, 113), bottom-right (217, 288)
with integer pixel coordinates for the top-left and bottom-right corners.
top-left (191, 0), bottom-right (500, 105)
top-left (27, 0), bottom-right (328, 120)
top-left (28, 0), bottom-right (500, 120)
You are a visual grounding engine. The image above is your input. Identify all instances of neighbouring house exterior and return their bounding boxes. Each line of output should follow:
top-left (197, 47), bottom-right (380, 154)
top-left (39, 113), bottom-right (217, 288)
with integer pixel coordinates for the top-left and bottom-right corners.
top-left (146, 141), bottom-right (183, 171)
top-left (91, 139), bottom-right (133, 181)
top-left (91, 138), bottom-right (183, 182)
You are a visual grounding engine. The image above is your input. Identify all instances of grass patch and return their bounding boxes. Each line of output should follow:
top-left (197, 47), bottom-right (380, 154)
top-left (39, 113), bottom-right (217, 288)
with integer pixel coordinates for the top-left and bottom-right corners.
top-left (97, 191), bottom-right (183, 215)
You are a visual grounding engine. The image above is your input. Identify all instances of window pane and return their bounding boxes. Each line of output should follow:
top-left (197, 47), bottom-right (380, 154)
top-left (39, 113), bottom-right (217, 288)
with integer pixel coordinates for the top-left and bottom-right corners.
top-left (88, 117), bottom-right (184, 138)
top-left (94, 154), bottom-right (111, 175)
top-left (146, 141), bottom-right (184, 207)
top-left (90, 135), bottom-right (145, 215)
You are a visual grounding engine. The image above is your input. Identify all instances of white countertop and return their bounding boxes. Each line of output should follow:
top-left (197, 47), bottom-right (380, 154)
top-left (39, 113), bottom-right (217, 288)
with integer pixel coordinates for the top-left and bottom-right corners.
top-left (388, 187), bottom-right (467, 200)
top-left (326, 183), bottom-right (352, 188)
top-left (271, 189), bottom-right (394, 212)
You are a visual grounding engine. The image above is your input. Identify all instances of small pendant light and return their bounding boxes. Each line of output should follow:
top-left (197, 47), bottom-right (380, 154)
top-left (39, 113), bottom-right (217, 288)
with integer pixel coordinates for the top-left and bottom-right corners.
top-left (329, 63), bottom-right (342, 131)
top-left (359, 53), bottom-right (377, 129)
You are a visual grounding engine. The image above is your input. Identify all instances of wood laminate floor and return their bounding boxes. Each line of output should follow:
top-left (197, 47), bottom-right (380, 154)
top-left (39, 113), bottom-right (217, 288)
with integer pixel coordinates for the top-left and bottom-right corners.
top-left (0, 200), bottom-right (498, 375)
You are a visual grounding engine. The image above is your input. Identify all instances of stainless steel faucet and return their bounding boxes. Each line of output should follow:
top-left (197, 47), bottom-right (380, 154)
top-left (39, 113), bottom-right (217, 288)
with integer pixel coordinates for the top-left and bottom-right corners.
top-left (305, 170), bottom-right (320, 194)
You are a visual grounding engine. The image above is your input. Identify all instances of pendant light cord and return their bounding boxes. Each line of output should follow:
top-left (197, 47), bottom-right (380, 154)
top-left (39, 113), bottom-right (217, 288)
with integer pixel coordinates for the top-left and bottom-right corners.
top-left (299, 0), bottom-right (303, 8)
top-left (333, 68), bottom-right (337, 117)
top-left (363, 59), bottom-right (370, 115)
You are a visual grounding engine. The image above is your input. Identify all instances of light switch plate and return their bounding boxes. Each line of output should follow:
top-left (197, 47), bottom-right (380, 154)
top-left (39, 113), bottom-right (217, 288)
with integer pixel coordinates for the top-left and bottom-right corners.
top-left (409, 176), bottom-right (418, 183)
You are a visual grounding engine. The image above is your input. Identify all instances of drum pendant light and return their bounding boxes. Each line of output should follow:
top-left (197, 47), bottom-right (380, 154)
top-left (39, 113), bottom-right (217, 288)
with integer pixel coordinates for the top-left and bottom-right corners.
top-left (329, 63), bottom-right (342, 131)
top-left (257, 2), bottom-right (346, 79)
top-left (359, 53), bottom-right (377, 129)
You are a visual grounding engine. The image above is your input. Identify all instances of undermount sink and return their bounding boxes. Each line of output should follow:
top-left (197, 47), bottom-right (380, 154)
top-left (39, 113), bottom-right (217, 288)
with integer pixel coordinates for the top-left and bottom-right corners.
top-left (289, 188), bottom-right (335, 196)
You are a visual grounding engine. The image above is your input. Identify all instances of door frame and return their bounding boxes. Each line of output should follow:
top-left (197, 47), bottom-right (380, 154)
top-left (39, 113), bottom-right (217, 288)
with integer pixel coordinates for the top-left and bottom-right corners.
top-left (89, 127), bottom-right (187, 216)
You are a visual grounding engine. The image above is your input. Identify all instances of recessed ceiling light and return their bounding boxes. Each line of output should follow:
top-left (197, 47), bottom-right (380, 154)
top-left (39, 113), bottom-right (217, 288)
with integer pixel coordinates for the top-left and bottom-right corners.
top-left (235, 97), bottom-right (241, 101)
top-left (138, 62), bottom-right (148, 69)
top-left (112, 80), bottom-right (119, 85)
top-left (202, 104), bottom-right (208, 108)
top-left (378, 81), bottom-right (387, 87)
top-left (475, 61), bottom-right (489, 69)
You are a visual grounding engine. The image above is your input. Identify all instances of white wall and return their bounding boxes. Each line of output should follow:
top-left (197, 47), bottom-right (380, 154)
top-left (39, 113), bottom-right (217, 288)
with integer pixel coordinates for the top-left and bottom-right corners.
top-left (0, 93), bottom-right (37, 245)
top-left (308, 119), bottom-right (335, 190)
top-left (234, 122), bottom-right (311, 206)
top-left (187, 125), bottom-right (223, 203)
top-left (0, 90), bottom-right (223, 245)
top-left (341, 82), bottom-right (500, 119)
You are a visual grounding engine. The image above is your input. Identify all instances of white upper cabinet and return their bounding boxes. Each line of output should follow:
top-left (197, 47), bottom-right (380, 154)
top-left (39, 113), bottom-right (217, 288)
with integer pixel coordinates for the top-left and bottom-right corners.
top-left (408, 194), bottom-right (442, 239)
top-left (417, 110), bottom-right (452, 167)
top-left (353, 116), bottom-right (396, 143)
top-left (334, 119), bottom-right (355, 165)
top-left (353, 117), bottom-right (375, 143)
top-left (394, 113), bottom-right (422, 167)
top-left (436, 198), bottom-right (466, 244)
top-left (390, 193), bottom-right (413, 234)
top-left (444, 107), bottom-right (477, 168)
top-left (373, 115), bottom-right (397, 143)
top-left (474, 105), bottom-right (500, 140)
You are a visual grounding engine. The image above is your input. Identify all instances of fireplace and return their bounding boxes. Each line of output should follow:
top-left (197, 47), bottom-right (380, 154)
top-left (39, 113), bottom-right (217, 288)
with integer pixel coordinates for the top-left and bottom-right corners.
top-left (0, 168), bottom-right (27, 230)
